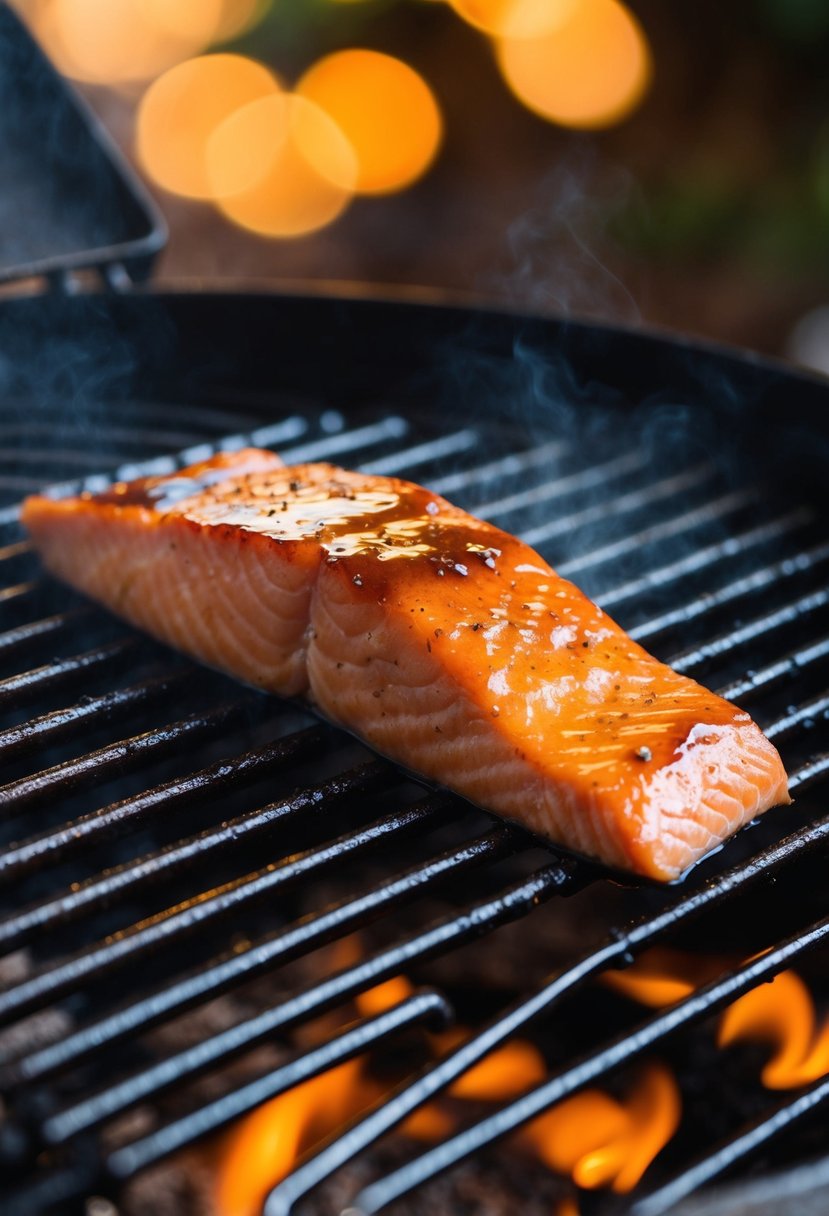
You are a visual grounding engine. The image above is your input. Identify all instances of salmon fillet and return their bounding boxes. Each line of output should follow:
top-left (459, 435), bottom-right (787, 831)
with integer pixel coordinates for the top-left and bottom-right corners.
top-left (21, 448), bottom-right (790, 881)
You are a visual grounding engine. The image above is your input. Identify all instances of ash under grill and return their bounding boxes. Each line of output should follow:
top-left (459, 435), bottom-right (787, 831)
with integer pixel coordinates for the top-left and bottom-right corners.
top-left (1, 304), bottom-right (828, 1216)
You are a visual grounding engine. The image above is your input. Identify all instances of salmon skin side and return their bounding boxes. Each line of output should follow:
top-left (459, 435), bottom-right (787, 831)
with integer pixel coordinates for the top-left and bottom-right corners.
top-left (22, 448), bottom-right (790, 882)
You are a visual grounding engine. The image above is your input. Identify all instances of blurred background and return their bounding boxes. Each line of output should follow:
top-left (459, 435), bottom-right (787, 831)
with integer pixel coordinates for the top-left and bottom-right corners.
top-left (10, 0), bottom-right (829, 366)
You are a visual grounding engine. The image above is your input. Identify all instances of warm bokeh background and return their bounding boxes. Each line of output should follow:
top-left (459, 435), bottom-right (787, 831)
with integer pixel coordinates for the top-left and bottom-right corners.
top-left (13, 0), bottom-right (829, 365)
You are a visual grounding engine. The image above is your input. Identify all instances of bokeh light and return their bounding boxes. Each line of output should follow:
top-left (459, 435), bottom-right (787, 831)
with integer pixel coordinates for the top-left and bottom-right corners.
top-left (448, 0), bottom-right (579, 40)
top-left (17, 0), bottom-right (660, 244)
top-left (142, 0), bottom-right (221, 45)
top-left (136, 55), bottom-right (279, 199)
top-left (496, 0), bottom-right (652, 130)
top-left (207, 93), bottom-right (359, 237)
top-left (212, 0), bottom-right (271, 41)
top-left (27, 0), bottom-right (223, 84)
top-left (297, 50), bottom-right (443, 194)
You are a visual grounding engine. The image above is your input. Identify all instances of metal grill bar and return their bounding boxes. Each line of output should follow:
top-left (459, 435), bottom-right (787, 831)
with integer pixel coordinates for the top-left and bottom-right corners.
top-left (87, 415), bottom-right (309, 488)
top-left (430, 439), bottom-right (569, 497)
top-left (0, 389), bottom-right (827, 1216)
top-left (0, 539), bottom-right (31, 562)
top-left (480, 449), bottom-right (649, 519)
top-left (556, 487), bottom-right (756, 579)
top-left (0, 698), bottom-right (254, 815)
top-left (788, 750), bottom-right (829, 788)
top-left (360, 429), bottom-right (479, 476)
top-left (0, 668), bottom-right (192, 765)
top-left (0, 725), bottom-right (326, 883)
top-left (628, 540), bottom-right (829, 643)
top-left (765, 689), bottom-right (829, 740)
top-left (288, 417), bottom-right (408, 466)
top-left (631, 1072), bottom-right (829, 1216)
top-left (0, 761), bottom-right (388, 956)
top-left (609, 510), bottom-right (814, 615)
top-left (669, 596), bottom-right (820, 701)
top-left (720, 635), bottom-right (829, 704)
top-left (0, 609), bottom-right (91, 664)
top-left (6, 750), bottom-right (826, 1106)
top-left (0, 637), bottom-right (142, 712)
top-left (86, 865), bottom-right (569, 1179)
top-left (261, 788), bottom-right (829, 1216)
top-left (0, 789), bottom-right (458, 1028)
top-left (36, 828), bottom-right (519, 1143)
top-left (348, 912), bottom-right (829, 1215)
top-left (0, 578), bottom-right (41, 605)
top-left (0, 637), bottom-right (819, 1055)
top-left (2, 863), bottom-right (574, 1216)
top-left (4, 993), bottom-right (451, 1216)
top-left (669, 586), bottom-right (829, 675)
top-left (105, 991), bottom-right (452, 1182)
top-left (11, 763), bottom-right (821, 1211)
top-left (5, 825), bottom-right (528, 1087)
top-left (521, 463), bottom-right (717, 548)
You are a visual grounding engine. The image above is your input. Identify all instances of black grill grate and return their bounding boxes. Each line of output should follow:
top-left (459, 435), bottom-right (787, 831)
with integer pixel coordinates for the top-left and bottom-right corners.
top-left (0, 385), bottom-right (827, 1216)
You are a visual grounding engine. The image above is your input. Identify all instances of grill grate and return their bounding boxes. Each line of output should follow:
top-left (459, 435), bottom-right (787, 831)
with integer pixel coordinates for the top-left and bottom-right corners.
top-left (0, 384), bottom-right (827, 1216)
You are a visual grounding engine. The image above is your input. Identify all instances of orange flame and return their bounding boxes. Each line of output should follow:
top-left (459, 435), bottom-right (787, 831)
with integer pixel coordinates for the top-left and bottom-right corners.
top-left (355, 975), bottom-right (414, 1018)
top-left (214, 933), bottom-right (683, 1213)
top-left (602, 947), bottom-right (734, 1009)
top-left (214, 933), bottom-right (829, 1213)
top-left (354, 976), bottom-right (461, 1141)
top-left (555, 1198), bottom-right (581, 1216)
top-left (522, 1063), bottom-right (681, 1193)
top-left (418, 1028), bottom-right (677, 1194)
top-left (216, 971), bottom-right (414, 1216)
top-left (449, 1036), bottom-right (547, 1099)
top-left (718, 970), bottom-right (829, 1089)
top-left (216, 1057), bottom-right (367, 1216)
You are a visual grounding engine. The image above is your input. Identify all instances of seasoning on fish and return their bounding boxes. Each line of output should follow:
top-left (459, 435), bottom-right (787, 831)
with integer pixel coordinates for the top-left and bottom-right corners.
top-left (22, 449), bottom-right (790, 881)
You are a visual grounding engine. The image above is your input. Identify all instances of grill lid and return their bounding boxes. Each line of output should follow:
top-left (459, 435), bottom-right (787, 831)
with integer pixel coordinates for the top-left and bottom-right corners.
top-left (0, 4), bottom-right (165, 289)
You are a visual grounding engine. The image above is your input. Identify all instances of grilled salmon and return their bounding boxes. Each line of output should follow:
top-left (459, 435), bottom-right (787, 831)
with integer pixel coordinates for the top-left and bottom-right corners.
top-left (22, 449), bottom-right (790, 881)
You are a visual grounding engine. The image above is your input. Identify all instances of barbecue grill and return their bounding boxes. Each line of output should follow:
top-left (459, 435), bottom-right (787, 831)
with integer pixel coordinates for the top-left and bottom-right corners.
top-left (2, 9), bottom-right (829, 1216)
top-left (1, 288), bottom-right (828, 1216)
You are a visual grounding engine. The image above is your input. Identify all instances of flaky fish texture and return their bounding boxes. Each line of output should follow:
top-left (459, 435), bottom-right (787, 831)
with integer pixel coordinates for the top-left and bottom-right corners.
top-left (22, 448), bottom-right (790, 881)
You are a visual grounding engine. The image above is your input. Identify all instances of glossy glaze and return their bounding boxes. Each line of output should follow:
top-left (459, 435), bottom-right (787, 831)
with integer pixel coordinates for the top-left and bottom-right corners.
top-left (23, 449), bottom-right (790, 880)
top-left (148, 459), bottom-right (741, 780)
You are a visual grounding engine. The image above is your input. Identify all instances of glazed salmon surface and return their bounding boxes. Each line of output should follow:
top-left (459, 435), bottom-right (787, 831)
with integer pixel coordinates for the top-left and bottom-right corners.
top-left (22, 448), bottom-right (790, 881)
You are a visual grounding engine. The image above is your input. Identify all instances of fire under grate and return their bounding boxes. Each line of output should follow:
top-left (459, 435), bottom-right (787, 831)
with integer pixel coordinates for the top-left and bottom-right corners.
top-left (1, 374), bottom-right (828, 1216)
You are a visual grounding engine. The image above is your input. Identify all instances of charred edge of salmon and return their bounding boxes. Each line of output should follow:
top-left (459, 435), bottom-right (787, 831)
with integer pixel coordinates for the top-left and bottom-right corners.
top-left (21, 449), bottom-right (792, 883)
